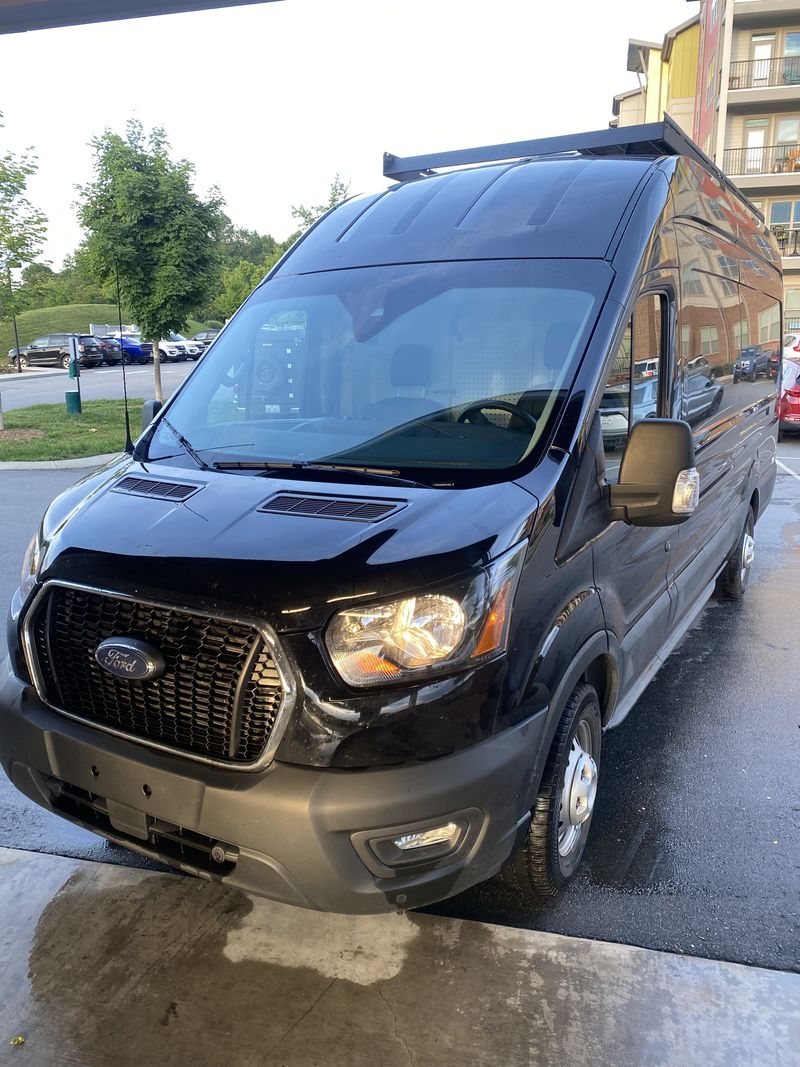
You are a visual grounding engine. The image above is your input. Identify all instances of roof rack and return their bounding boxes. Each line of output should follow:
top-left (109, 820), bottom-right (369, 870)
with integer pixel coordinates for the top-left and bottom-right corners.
top-left (383, 115), bottom-right (748, 210)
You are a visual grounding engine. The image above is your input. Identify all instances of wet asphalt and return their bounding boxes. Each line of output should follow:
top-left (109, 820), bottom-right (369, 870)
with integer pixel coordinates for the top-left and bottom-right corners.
top-left (0, 448), bottom-right (798, 973)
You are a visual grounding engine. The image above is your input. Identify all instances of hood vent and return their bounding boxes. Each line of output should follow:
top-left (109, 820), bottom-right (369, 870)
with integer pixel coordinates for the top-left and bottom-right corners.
top-left (113, 476), bottom-right (201, 502)
top-left (260, 492), bottom-right (405, 522)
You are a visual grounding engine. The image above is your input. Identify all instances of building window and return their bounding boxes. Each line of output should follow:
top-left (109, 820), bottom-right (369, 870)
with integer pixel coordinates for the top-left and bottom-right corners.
top-left (700, 326), bottom-right (720, 354)
top-left (758, 304), bottom-right (780, 343)
top-left (769, 200), bottom-right (800, 228)
top-left (681, 324), bottom-right (691, 357)
top-left (733, 320), bottom-right (750, 349)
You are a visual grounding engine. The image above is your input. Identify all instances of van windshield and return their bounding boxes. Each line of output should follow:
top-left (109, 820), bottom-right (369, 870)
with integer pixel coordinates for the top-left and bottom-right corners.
top-left (146, 260), bottom-right (609, 482)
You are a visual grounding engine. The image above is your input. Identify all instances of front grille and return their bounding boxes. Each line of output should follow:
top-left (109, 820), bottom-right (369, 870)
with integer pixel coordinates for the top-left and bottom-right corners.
top-left (52, 782), bottom-right (237, 876)
top-left (27, 585), bottom-right (285, 765)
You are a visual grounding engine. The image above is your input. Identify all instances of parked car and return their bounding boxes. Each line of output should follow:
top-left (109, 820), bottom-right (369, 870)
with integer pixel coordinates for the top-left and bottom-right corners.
top-left (600, 377), bottom-right (659, 451)
top-left (8, 333), bottom-right (103, 371)
top-left (191, 329), bottom-right (220, 351)
top-left (684, 372), bottom-right (724, 423)
top-left (158, 333), bottom-right (203, 362)
top-left (97, 337), bottom-right (122, 366)
top-left (107, 335), bottom-right (153, 365)
top-left (777, 357), bottom-right (800, 437)
top-left (733, 345), bottom-right (769, 382)
top-left (0, 117), bottom-right (781, 915)
top-left (768, 351), bottom-right (780, 379)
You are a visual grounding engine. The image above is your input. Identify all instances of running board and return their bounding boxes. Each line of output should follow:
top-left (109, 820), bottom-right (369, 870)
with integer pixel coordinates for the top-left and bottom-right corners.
top-left (606, 580), bottom-right (716, 730)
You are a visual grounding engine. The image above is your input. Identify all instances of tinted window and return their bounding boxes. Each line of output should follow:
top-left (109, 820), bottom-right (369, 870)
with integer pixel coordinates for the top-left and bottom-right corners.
top-left (147, 260), bottom-right (609, 481)
top-left (600, 293), bottom-right (664, 483)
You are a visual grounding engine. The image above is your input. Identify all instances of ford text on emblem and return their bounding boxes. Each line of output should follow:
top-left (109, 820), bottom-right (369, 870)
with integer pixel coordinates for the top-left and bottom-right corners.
top-left (95, 637), bottom-right (166, 681)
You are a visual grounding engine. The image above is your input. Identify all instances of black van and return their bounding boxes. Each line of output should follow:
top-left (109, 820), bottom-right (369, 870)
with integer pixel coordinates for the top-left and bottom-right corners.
top-left (1, 119), bottom-right (781, 913)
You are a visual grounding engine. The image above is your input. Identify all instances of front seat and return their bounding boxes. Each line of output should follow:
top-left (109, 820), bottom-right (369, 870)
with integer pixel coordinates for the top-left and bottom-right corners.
top-left (362, 344), bottom-right (440, 420)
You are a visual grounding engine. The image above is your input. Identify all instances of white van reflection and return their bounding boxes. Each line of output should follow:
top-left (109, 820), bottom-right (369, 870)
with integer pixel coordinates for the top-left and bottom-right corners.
top-left (600, 377), bottom-right (659, 451)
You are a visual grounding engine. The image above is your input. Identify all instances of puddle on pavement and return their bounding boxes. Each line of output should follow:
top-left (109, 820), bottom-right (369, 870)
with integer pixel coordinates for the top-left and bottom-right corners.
top-left (3, 849), bottom-right (794, 1067)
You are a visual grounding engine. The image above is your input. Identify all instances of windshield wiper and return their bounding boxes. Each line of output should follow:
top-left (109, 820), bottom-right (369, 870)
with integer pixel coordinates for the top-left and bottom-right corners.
top-left (212, 459), bottom-right (424, 488)
top-left (160, 416), bottom-right (212, 472)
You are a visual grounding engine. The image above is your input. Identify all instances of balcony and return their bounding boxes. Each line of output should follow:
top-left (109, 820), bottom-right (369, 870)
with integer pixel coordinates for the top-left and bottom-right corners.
top-left (724, 144), bottom-right (800, 193)
top-left (729, 56), bottom-right (800, 90)
top-left (771, 226), bottom-right (800, 254)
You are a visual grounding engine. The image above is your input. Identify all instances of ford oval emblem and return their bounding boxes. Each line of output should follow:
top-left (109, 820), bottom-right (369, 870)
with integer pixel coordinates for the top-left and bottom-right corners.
top-left (95, 637), bottom-right (165, 681)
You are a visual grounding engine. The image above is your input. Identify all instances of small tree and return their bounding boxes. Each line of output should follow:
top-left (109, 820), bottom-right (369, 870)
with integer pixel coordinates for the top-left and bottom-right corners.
top-left (291, 174), bottom-right (351, 230)
top-left (78, 120), bottom-right (224, 402)
top-left (0, 115), bottom-right (47, 332)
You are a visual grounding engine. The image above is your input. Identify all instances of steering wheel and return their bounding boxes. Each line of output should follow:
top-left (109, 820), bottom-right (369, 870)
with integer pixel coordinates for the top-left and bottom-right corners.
top-left (457, 400), bottom-right (537, 430)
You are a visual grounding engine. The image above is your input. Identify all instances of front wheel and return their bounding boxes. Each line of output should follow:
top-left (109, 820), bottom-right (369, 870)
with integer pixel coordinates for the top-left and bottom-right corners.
top-left (717, 506), bottom-right (755, 600)
top-left (504, 683), bottom-right (601, 898)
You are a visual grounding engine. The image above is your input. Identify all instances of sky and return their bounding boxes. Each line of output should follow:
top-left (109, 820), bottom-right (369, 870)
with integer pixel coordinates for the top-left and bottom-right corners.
top-left (1, 0), bottom-right (695, 268)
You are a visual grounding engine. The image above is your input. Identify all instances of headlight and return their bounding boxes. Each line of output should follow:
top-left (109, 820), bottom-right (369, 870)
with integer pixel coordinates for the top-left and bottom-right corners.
top-left (325, 542), bottom-right (526, 687)
top-left (19, 528), bottom-right (43, 602)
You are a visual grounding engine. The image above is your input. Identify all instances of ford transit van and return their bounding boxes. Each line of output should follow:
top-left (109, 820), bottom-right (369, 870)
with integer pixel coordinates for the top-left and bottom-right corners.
top-left (1, 118), bottom-right (781, 912)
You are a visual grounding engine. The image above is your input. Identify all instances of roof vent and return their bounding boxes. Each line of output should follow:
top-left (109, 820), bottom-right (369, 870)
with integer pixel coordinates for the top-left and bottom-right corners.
top-left (113, 476), bottom-right (201, 502)
top-left (260, 492), bottom-right (405, 522)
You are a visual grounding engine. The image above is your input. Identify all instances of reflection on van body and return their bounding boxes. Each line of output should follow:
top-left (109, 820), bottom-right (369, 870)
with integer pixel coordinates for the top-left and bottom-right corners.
top-left (0, 119), bottom-right (782, 913)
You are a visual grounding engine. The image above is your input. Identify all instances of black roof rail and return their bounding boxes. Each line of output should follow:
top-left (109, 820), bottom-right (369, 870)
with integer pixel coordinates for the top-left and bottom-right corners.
top-left (383, 115), bottom-right (754, 214)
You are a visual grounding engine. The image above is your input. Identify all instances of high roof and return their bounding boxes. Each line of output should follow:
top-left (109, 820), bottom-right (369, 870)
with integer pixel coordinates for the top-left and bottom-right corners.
top-left (275, 156), bottom-right (656, 274)
top-left (0, 0), bottom-right (280, 34)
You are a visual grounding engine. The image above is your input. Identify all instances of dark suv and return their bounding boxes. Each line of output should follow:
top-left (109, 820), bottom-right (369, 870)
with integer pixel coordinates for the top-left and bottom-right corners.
top-left (733, 345), bottom-right (769, 382)
top-left (9, 333), bottom-right (103, 371)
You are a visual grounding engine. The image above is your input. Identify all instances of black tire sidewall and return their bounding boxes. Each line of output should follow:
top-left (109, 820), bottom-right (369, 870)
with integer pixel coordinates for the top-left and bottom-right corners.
top-left (544, 686), bottom-right (602, 885)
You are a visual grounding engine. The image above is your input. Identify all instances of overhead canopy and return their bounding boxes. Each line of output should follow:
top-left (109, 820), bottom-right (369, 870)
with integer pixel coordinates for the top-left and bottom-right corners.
top-left (0, 0), bottom-right (280, 34)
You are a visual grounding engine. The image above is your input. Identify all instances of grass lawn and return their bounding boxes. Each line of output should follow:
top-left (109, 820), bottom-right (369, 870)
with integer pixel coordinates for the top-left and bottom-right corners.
top-left (0, 399), bottom-right (144, 462)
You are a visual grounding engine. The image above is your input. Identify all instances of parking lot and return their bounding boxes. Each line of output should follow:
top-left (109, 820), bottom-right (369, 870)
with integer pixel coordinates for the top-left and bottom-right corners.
top-left (0, 440), bottom-right (798, 974)
top-left (0, 360), bottom-right (194, 412)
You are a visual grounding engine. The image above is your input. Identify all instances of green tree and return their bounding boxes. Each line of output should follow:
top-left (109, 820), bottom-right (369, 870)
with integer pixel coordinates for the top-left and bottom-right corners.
top-left (0, 115), bottom-right (47, 331)
top-left (78, 119), bottom-right (225, 402)
top-left (291, 173), bottom-right (350, 229)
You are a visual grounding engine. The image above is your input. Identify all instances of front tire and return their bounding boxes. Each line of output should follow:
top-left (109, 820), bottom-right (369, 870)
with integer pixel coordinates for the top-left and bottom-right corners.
top-left (505, 683), bottom-right (601, 899)
top-left (717, 506), bottom-right (755, 600)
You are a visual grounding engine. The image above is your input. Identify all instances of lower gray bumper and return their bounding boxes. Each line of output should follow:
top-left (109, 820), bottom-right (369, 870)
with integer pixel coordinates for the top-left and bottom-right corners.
top-left (0, 660), bottom-right (547, 913)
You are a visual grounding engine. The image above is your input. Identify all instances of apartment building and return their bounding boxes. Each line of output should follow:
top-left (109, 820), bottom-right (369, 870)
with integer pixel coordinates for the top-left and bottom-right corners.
top-left (613, 2), bottom-right (800, 325)
top-left (694, 0), bottom-right (800, 324)
top-left (610, 16), bottom-right (700, 134)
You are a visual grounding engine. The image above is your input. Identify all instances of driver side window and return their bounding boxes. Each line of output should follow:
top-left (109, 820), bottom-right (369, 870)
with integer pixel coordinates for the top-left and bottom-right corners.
top-left (600, 294), bottom-right (665, 484)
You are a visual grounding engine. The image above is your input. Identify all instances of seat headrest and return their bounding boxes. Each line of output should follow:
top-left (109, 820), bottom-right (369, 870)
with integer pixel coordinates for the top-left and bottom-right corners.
top-left (391, 344), bottom-right (431, 387)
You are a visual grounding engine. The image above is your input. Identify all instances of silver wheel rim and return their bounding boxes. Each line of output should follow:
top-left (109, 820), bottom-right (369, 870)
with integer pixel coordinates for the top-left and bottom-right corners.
top-left (741, 529), bottom-right (755, 587)
top-left (558, 719), bottom-right (598, 858)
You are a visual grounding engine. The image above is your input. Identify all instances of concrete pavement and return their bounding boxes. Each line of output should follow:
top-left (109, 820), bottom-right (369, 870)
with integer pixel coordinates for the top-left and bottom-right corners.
top-left (0, 846), bottom-right (797, 1067)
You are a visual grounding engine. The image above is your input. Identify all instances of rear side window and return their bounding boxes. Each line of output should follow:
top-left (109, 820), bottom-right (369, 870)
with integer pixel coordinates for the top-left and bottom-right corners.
top-left (600, 294), bottom-right (665, 484)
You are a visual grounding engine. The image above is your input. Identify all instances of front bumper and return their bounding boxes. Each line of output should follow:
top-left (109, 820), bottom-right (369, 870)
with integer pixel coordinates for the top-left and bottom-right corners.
top-left (0, 659), bottom-right (546, 913)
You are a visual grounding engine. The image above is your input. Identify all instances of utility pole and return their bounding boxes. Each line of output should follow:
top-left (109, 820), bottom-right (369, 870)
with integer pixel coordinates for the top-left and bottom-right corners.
top-left (5, 263), bottom-right (23, 373)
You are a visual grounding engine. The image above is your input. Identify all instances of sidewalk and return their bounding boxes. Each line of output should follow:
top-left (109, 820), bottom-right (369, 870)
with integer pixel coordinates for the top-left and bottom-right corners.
top-left (0, 846), bottom-right (797, 1067)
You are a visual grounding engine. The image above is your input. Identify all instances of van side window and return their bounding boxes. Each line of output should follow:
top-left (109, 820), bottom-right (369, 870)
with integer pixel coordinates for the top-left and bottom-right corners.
top-left (600, 294), bottom-right (664, 484)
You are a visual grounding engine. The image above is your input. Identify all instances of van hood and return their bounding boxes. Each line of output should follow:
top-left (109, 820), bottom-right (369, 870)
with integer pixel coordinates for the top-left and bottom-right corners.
top-left (36, 457), bottom-right (539, 632)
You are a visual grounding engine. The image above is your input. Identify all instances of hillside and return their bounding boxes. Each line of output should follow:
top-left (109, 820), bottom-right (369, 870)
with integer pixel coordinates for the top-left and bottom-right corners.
top-left (1, 304), bottom-right (119, 359)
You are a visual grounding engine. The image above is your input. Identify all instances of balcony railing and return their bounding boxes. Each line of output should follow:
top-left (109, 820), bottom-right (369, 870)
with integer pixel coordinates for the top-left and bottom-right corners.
top-left (771, 226), bottom-right (800, 255)
top-left (728, 55), bottom-right (800, 89)
top-left (723, 143), bottom-right (800, 175)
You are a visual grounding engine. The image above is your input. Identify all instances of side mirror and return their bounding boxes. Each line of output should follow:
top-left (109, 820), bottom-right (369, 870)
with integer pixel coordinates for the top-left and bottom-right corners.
top-left (607, 419), bottom-right (698, 527)
top-left (141, 399), bottom-right (163, 432)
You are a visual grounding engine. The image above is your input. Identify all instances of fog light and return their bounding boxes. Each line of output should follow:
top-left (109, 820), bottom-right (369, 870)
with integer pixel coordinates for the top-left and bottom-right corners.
top-left (393, 822), bottom-right (459, 851)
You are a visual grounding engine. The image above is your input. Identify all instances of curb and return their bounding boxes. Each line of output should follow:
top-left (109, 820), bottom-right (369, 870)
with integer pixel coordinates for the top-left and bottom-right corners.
top-left (0, 451), bottom-right (123, 471)
top-left (0, 369), bottom-right (67, 382)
